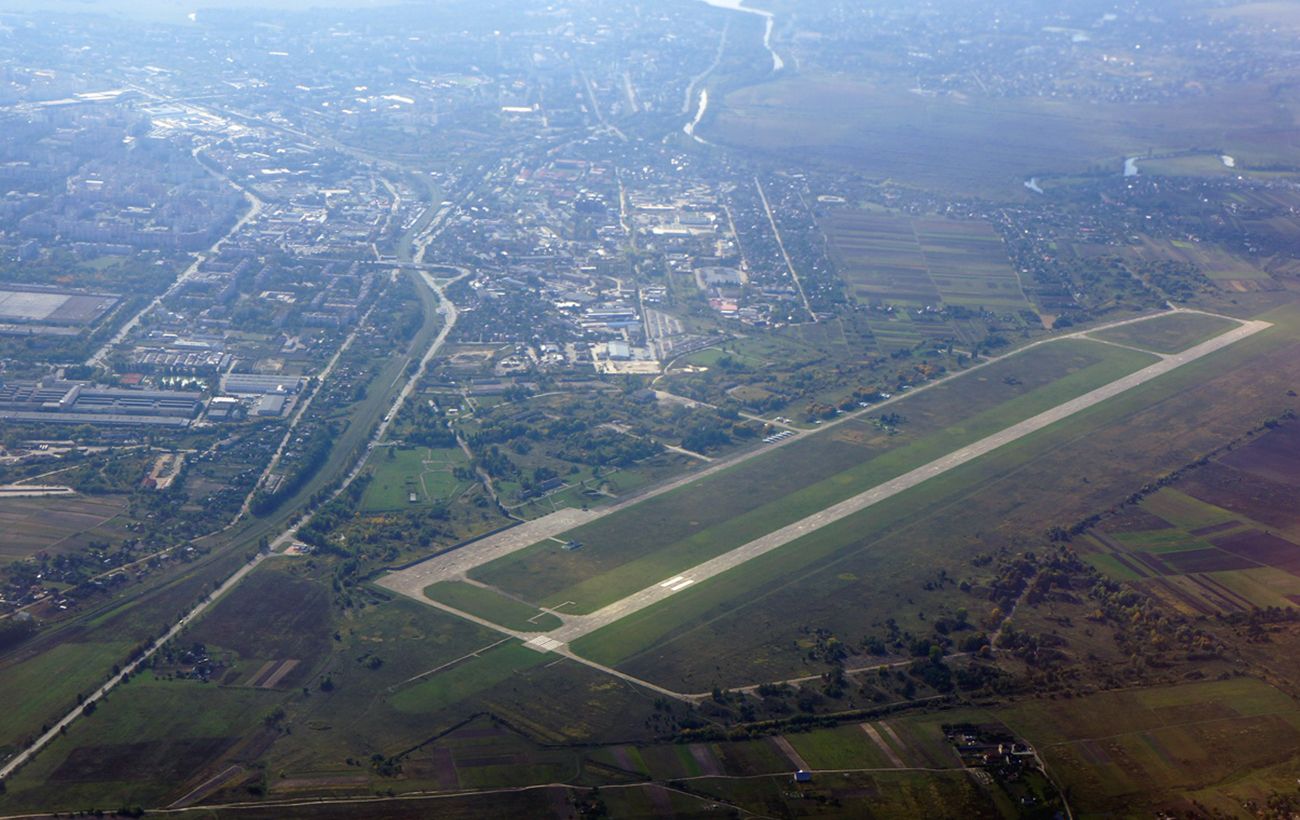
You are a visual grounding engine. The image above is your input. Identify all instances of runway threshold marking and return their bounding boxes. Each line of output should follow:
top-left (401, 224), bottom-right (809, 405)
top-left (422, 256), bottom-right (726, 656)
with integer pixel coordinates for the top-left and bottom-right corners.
top-left (524, 636), bottom-right (565, 653)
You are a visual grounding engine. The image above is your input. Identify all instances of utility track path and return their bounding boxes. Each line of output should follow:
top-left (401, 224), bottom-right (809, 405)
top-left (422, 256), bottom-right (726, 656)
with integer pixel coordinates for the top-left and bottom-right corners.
top-left (381, 316), bottom-right (1270, 659)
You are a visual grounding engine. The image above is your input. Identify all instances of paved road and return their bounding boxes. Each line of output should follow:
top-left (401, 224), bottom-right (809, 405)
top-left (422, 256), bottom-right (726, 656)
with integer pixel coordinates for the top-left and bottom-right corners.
top-left (0, 553), bottom-right (272, 780)
top-left (376, 507), bottom-right (598, 599)
top-left (0, 485), bottom-right (75, 498)
top-left (754, 176), bottom-right (815, 321)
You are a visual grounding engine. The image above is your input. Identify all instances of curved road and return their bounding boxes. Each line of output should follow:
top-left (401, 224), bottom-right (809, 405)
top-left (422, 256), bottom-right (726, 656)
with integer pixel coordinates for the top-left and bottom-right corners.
top-left (85, 155), bottom-right (264, 369)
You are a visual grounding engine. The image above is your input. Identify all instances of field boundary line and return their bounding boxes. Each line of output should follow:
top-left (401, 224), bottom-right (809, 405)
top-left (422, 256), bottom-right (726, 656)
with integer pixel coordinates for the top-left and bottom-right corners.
top-left (168, 764), bottom-right (244, 809)
top-left (392, 638), bottom-right (513, 690)
top-left (861, 722), bottom-right (908, 768)
top-left (0, 766), bottom-right (987, 820)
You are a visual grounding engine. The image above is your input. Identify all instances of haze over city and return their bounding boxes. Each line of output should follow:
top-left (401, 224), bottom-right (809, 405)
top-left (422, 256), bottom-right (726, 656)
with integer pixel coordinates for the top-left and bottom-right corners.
top-left (1, 0), bottom-right (1299, 816)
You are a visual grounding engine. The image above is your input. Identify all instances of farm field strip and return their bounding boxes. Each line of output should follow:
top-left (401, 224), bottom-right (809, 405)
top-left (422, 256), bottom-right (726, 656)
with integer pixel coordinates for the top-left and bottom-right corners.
top-left (823, 211), bottom-right (1031, 311)
top-left (538, 318), bottom-right (1269, 649)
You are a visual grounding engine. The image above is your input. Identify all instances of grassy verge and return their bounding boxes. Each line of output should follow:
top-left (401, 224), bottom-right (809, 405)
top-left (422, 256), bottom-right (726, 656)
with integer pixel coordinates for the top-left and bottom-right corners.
top-left (389, 641), bottom-right (546, 714)
top-left (424, 582), bottom-right (561, 632)
top-left (361, 445), bottom-right (469, 512)
top-left (1089, 311), bottom-right (1238, 354)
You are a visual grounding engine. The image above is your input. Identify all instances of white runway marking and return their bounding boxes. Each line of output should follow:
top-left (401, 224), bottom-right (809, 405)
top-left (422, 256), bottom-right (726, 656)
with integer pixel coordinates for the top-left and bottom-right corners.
top-left (659, 576), bottom-right (685, 588)
top-left (524, 636), bottom-right (565, 653)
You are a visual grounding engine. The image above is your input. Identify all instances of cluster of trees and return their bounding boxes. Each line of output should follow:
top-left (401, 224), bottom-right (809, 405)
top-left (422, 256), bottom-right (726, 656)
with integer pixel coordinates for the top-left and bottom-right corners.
top-left (680, 420), bottom-right (731, 454)
top-left (551, 427), bottom-right (662, 468)
top-left (296, 475), bottom-right (370, 550)
top-left (0, 616), bottom-right (39, 652)
top-left (62, 451), bottom-right (153, 496)
top-left (382, 275), bottom-right (426, 347)
top-left (401, 402), bottom-right (457, 448)
top-left (250, 422), bottom-right (339, 516)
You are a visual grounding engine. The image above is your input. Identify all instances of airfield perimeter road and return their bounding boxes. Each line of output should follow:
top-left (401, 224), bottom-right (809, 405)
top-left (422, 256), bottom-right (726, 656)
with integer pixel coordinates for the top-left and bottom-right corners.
top-left (381, 317), bottom-right (1271, 656)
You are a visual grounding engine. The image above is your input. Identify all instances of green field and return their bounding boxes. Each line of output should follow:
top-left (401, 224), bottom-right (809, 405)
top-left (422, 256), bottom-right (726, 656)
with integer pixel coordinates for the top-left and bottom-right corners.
top-left (1141, 487), bottom-right (1240, 531)
top-left (1090, 311), bottom-right (1238, 354)
top-left (424, 581), bottom-right (562, 631)
top-left (0, 676), bottom-right (280, 810)
top-left (785, 723), bottom-right (897, 770)
top-left (995, 679), bottom-right (1300, 816)
top-left (361, 445), bottom-right (469, 512)
top-left (0, 639), bottom-right (133, 757)
top-left (389, 641), bottom-right (547, 715)
top-left (471, 339), bottom-right (1156, 612)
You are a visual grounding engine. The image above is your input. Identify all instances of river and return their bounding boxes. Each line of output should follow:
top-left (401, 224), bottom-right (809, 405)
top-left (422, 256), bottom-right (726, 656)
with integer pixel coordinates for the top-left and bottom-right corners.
top-left (698, 0), bottom-right (784, 72)
top-left (683, 89), bottom-right (710, 143)
top-left (685, 0), bottom-right (783, 142)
